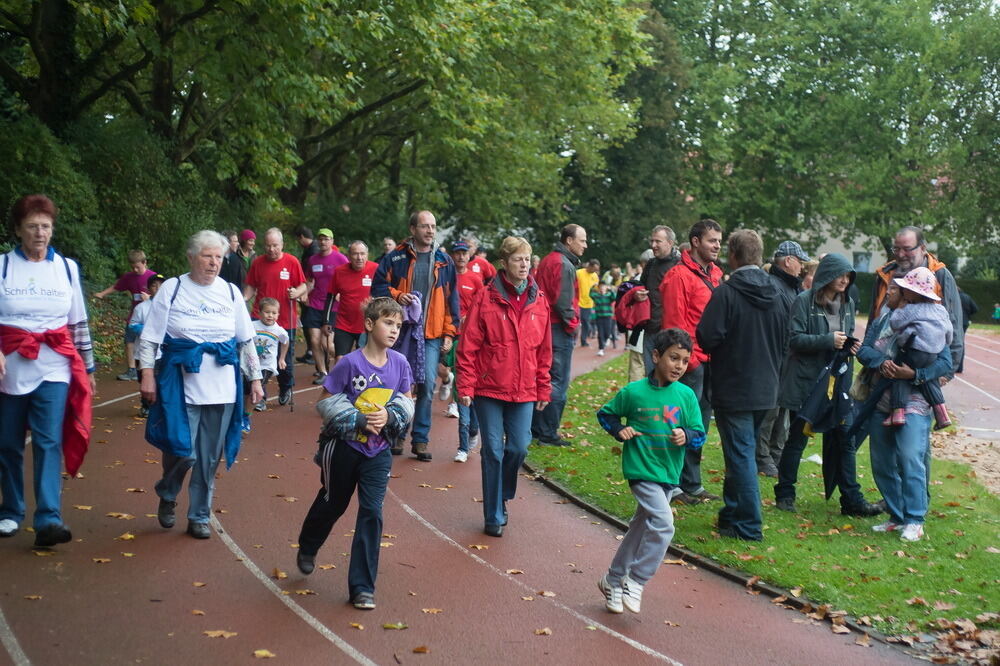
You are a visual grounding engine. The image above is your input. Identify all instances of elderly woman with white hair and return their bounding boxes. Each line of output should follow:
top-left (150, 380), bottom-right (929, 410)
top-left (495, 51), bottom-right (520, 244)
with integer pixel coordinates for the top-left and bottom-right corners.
top-left (138, 231), bottom-right (264, 539)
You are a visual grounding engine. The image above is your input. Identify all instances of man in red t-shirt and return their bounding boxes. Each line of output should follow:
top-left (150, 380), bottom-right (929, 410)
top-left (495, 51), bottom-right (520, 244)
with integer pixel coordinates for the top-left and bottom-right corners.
top-left (324, 240), bottom-right (379, 363)
top-left (244, 228), bottom-right (308, 404)
top-left (466, 238), bottom-right (497, 282)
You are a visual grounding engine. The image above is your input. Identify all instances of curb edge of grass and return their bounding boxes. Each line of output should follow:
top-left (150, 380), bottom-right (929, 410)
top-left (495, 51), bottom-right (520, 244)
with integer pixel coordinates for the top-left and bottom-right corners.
top-left (522, 459), bottom-right (925, 660)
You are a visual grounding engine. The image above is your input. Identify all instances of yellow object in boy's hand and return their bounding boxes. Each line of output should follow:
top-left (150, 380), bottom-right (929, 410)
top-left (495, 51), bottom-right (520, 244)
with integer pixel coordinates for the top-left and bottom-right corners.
top-left (670, 428), bottom-right (686, 447)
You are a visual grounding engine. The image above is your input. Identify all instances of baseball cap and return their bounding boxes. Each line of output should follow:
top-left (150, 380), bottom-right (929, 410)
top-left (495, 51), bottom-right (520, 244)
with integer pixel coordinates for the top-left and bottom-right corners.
top-left (774, 240), bottom-right (810, 262)
top-left (317, 228), bottom-right (334, 239)
top-left (146, 273), bottom-right (166, 287)
top-left (239, 229), bottom-right (256, 242)
top-left (451, 240), bottom-right (471, 252)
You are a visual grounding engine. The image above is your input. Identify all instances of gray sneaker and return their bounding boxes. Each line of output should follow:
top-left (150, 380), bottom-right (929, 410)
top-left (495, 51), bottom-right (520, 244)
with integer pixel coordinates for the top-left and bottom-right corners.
top-left (117, 367), bottom-right (138, 381)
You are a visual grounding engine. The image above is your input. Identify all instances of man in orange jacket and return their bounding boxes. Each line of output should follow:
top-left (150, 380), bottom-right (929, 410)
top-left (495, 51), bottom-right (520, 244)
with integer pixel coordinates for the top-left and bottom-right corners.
top-left (660, 219), bottom-right (724, 505)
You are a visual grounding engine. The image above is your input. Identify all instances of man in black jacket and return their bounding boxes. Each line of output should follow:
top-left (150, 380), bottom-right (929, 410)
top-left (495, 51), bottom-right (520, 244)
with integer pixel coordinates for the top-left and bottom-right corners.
top-left (697, 230), bottom-right (786, 541)
top-left (633, 225), bottom-right (681, 372)
top-left (755, 240), bottom-right (809, 477)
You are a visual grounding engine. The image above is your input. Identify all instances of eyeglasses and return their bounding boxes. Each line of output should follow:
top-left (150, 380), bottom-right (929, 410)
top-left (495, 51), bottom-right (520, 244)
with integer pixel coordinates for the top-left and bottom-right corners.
top-left (892, 244), bottom-right (921, 255)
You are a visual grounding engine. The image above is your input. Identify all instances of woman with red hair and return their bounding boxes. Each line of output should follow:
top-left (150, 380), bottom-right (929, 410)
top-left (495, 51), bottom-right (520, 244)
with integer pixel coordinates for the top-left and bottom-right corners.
top-left (0, 195), bottom-right (96, 547)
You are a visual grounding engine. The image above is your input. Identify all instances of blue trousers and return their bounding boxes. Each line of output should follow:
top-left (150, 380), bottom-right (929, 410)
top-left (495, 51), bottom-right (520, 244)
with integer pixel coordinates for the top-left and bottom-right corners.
top-left (155, 403), bottom-right (234, 524)
top-left (531, 325), bottom-right (574, 442)
top-left (579, 307), bottom-right (594, 344)
top-left (715, 409), bottom-right (766, 540)
top-left (410, 337), bottom-right (443, 444)
top-left (458, 400), bottom-right (480, 453)
top-left (868, 410), bottom-right (931, 524)
top-left (298, 442), bottom-right (392, 597)
top-left (0, 381), bottom-right (69, 529)
top-left (476, 398), bottom-right (534, 528)
top-left (677, 364), bottom-right (710, 494)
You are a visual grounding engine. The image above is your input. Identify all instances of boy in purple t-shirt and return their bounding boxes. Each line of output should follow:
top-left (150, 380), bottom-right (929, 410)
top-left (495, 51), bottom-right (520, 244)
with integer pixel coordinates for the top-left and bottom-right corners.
top-left (295, 297), bottom-right (414, 611)
top-left (95, 249), bottom-right (157, 381)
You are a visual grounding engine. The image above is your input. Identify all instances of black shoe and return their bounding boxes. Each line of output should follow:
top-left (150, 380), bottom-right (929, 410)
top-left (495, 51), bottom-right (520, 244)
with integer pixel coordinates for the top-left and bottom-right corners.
top-left (278, 387), bottom-right (292, 406)
top-left (502, 503), bottom-right (508, 527)
top-left (689, 489), bottom-right (720, 502)
top-left (187, 522), bottom-right (211, 539)
top-left (412, 442), bottom-right (432, 462)
top-left (157, 498), bottom-right (177, 528)
top-left (138, 405), bottom-right (149, 418)
top-left (841, 501), bottom-right (882, 517)
top-left (34, 523), bottom-right (72, 548)
top-left (296, 353), bottom-right (314, 364)
top-left (297, 550), bottom-right (315, 575)
top-left (673, 492), bottom-right (706, 506)
top-left (390, 445), bottom-right (403, 456)
top-left (718, 526), bottom-right (763, 541)
top-left (484, 524), bottom-right (504, 537)
top-left (351, 592), bottom-right (376, 610)
top-left (539, 438), bottom-right (572, 447)
top-left (775, 498), bottom-right (797, 512)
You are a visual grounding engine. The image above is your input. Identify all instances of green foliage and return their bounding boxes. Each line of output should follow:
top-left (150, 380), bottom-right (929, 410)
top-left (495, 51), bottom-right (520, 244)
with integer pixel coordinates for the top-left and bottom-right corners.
top-left (528, 355), bottom-right (1000, 634)
top-left (956, 279), bottom-right (1000, 323)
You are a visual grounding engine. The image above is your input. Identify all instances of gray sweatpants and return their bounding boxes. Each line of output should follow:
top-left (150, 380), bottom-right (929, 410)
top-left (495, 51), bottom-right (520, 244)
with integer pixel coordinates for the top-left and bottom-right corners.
top-left (607, 481), bottom-right (681, 585)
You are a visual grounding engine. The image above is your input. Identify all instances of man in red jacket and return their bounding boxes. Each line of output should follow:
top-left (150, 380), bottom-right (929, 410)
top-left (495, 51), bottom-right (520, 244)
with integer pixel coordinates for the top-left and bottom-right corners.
top-left (661, 219), bottom-right (724, 505)
top-left (530, 223), bottom-right (587, 446)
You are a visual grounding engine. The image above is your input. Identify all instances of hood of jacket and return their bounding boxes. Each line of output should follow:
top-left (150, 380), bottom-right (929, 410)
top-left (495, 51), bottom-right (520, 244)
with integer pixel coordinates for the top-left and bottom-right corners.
top-left (769, 263), bottom-right (801, 291)
top-left (726, 266), bottom-right (780, 309)
top-left (811, 253), bottom-right (855, 293)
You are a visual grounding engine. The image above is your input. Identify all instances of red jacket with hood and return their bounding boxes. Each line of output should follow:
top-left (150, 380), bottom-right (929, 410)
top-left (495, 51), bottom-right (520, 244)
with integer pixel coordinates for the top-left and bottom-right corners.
top-left (457, 273), bottom-right (552, 403)
top-left (660, 249), bottom-right (723, 370)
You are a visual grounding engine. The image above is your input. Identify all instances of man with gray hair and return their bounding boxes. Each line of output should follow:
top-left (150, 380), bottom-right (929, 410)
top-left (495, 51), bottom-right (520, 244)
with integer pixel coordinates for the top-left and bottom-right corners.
top-left (244, 228), bottom-right (308, 405)
top-left (631, 225), bottom-right (681, 372)
top-left (697, 230), bottom-right (786, 540)
top-left (756, 240), bottom-right (809, 477)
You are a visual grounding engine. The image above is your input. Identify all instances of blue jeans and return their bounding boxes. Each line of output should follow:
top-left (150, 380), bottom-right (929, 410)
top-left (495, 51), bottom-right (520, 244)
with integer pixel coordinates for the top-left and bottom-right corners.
top-left (0, 381), bottom-right (69, 529)
top-left (531, 325), bottom-right (574, 442)
top-left (868, 410), bottom-right (931, 524)
top-left (458, 400), bottom-right (480, 453)
top-left (579, 307), bottom-right (594, 344)
top-left (155, 403), bottom-right (234, 523)
top-left (476, 398), bottom-right (534, 528)
top-left (298, 441), bottom-right (392, 597)
top-left (775, 411), bottom-right (863, 509)
top-left (715, 409), bottom-right (766, 540)
top-left (678, 364), bottom-right (710, 494)
top-left (410, 337), bottom-right (443, 444)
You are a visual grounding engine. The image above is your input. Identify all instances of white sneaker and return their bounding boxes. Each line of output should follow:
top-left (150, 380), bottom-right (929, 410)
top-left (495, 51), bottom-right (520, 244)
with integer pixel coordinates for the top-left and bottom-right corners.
top-left (597, 349), bottom-right (605, 357)
top-left (0, 518), bottom-right (19, 537)
top-left (453, 450), bottom-right (468, 463)
top-left (446, 402), bottom-right (459, 418)
top-left (469, 433), bottom-right (481, 451)
top-left (900, 523), bottom-right (925, 542)
top-left (598, 574), bottom-right (623, 614)
top-left (439, 372), bottom-right (454, 401)
top-left (872, 521), bottom-right (900, 533)
top-left (622, 574), bottom-right (644, 613)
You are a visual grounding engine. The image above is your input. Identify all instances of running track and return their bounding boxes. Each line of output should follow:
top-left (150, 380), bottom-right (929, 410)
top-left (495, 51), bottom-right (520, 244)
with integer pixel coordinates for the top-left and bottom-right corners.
top-left (7, 335), bottom-right (991, 664)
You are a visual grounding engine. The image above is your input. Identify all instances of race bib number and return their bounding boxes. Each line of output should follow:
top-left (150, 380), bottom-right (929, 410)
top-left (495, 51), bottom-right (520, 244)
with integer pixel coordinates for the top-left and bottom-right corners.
top-left (279, 269), bottom-right (290, 280)
top-left (312, 264), bottom-right (323, 273)
top-left (362, 276), bottom-right (372, 287)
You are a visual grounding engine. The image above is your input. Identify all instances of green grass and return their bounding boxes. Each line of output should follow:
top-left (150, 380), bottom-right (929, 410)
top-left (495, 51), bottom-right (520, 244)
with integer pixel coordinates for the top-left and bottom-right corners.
top-left (527, 355), bottom-right (1000, 636)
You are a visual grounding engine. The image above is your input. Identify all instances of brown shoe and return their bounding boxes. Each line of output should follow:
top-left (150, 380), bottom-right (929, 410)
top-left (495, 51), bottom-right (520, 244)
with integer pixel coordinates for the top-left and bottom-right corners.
top-left (412, 442), bottom-right (432, 462)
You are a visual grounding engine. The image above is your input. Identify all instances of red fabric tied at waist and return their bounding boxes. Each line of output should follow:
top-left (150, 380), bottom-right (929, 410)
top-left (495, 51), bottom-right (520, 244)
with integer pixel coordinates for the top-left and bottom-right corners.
top-left (0, 324), bottom-right (92, 475)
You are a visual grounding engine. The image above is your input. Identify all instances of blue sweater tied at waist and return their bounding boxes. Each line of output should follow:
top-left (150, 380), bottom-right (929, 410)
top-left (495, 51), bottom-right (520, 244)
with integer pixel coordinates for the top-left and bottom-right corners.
top-left (145, 335), bottom-right (243, 469)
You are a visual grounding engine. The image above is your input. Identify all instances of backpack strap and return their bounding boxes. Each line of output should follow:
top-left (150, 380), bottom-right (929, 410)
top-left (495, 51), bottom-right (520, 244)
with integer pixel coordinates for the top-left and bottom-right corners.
top-left (2, 253), bottom-right (7, 280)
top-left (170, 277), bottom-right (183, 305)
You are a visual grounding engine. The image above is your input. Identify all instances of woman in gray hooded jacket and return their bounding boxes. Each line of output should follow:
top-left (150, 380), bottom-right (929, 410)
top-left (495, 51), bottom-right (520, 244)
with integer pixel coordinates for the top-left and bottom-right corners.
top-left (773, 253), bottom-right (881, 517)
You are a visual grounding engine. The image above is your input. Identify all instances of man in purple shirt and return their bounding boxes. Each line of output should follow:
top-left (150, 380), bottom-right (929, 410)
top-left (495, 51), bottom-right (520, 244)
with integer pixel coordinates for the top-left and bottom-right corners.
top-left (304, 228), bottom-right (348, 381)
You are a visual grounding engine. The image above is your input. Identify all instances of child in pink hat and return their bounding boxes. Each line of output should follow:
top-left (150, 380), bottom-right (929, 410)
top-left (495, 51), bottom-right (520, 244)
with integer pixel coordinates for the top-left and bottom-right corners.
top-left (885, 267), bottom-right (953, 429)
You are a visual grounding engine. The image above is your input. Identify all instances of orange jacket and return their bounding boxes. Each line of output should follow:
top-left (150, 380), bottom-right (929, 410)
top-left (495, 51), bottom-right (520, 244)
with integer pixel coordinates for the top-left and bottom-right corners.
top-left (869, 252), bottom-right (948, 320)
top-left (372, 239), bottom-right (459, 340)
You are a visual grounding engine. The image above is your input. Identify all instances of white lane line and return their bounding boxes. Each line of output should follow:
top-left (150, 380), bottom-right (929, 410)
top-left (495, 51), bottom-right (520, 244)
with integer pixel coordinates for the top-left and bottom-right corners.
top-left (965, 332), bottom-right (1000, 344)
top-left (388, 490), bottom-right (683, 666)
top-left (209, 516), bottom-right (376, 666)
top-left (92, 391), bottom-right (140, 408)
top-left (964, 356), bottom-right (1000, 372)
top-left (0, 603), bottom-right (30, 666)
top-left (953, 375), bottom-right (1000, 404)
top-left (966, 342), bottom-right (1000, 357)
top-left (961, 426), bottom-right (1000, 433)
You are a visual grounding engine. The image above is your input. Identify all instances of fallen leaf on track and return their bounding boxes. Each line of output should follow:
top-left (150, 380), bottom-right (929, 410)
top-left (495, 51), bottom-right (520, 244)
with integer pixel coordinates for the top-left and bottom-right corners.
top-left (191, 610), bottom-right (205, 616)
top-left (319, 564), bottom-right (336, 570)
top-left (272, 568), bottom-right (287, 580)
top-left (534, 627), bottom-right (552, 636)
top-left (349, 623), bottom-right (363, 630)
top-left (116, 532), bottom-right (136, 541)
top-left (32, 550), bottom-right (56, 557)
top-left (506, 569), bottom-right (524, 575)
top-left (906, 597), bottom-right (928, 606)
top-left (23, 595), bottom-right (42, 601)
top-left (107, 512), bottom-right (134, 520)
top-left (521, 596), bottom-right (534, 601)
top-left (856, 633), bottom-right (871, 647)
top-left (383, 622), bottom-right (408, 630)
top-left (469, 544), bottom-right (489, 550)
top-left (73, 505), bottom-right (92, 510)
top-left (421, 608), bottom-right (443, 614)
top-left (92, 558), bottom-right (111, 564)
top-left (790, 587), bottom-right (802, 598)
top-left (412, 646), bottom-right (430, 654)
top-left (831, 625), bottom-right (851, 635)
top-left (253, 649), bottom-right (276, 658)
top-left (664, 620), bottom-right (680, 627)
top-left (538, 590), bottom-right (556, 598)
top-left (125, 488), bottom-right (146, 493)
top-left (203, 630), bottom-right (237, 638)
top-left (294, 589), bottom-right (316, 595)
top-left (193, 582), bottom-right (207, 588)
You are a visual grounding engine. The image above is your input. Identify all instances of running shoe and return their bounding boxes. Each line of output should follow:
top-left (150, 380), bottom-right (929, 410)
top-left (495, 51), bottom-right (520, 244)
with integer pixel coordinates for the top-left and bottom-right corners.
top-left (900, 523), bottom-right (925, 542)
top-left (597, 574), bottom-right (623, 614)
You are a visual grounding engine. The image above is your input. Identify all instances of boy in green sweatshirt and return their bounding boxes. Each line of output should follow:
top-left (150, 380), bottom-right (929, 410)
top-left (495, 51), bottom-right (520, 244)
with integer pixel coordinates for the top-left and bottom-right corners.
top-left (595, 328), bottom-right (706, 614)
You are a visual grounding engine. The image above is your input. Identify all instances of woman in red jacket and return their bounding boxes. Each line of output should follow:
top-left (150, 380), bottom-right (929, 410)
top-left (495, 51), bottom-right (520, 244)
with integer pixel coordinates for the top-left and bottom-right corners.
top-left (457, 237), bottom-right (552, 537)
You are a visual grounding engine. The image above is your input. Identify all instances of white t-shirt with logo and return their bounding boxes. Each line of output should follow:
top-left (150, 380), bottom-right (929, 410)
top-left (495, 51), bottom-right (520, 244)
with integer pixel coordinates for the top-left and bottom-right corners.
top-left (0, 250), bottom-right (87, 395)
top-left (140, 275), bottom-right (254, 405)
top-left (252, 320), bottom-right (289, 375)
